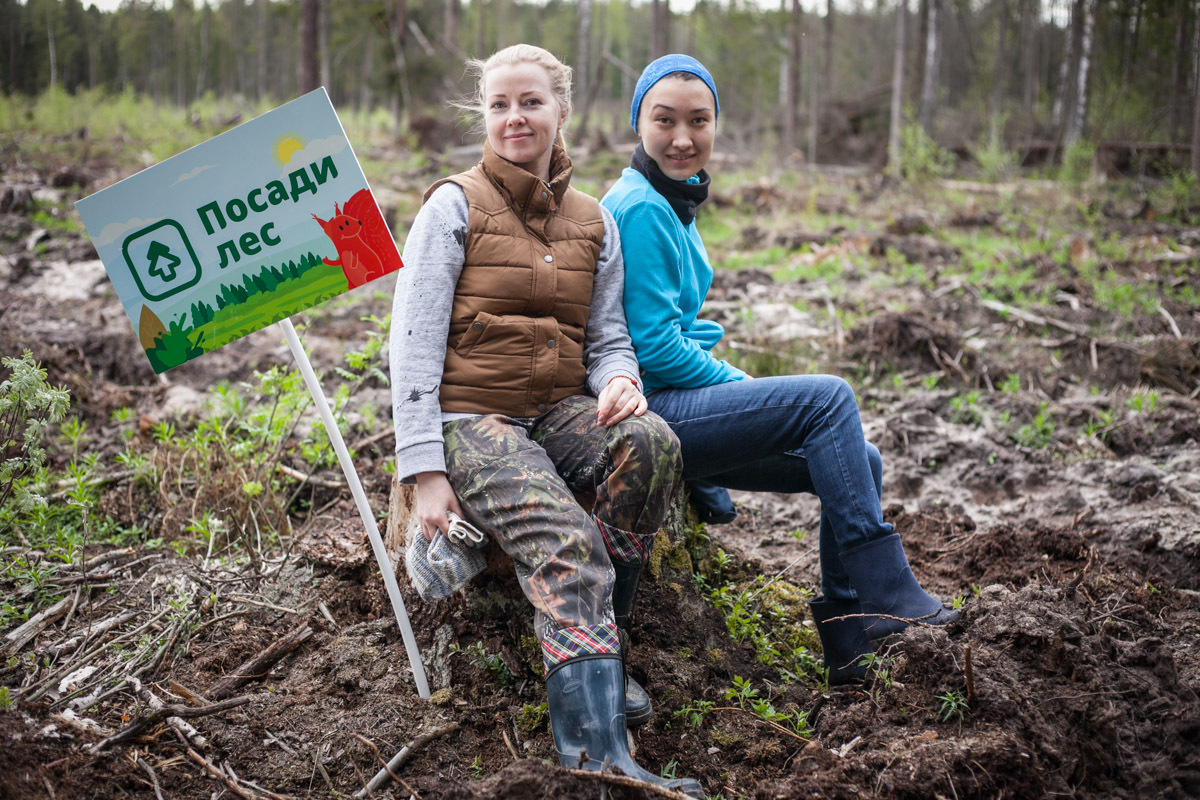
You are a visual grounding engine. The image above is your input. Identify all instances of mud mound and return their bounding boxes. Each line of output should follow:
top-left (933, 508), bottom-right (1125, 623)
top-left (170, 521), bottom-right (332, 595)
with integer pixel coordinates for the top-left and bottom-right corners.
top-left (761, 577), bottom-right (1200, 800)
top-left (848, 312), bottom-right (977, 376)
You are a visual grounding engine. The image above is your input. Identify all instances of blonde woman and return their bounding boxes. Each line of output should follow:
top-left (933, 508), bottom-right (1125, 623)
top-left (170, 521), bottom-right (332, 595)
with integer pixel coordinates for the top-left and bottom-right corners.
top-left (390, 45), bottom-right (701, 796)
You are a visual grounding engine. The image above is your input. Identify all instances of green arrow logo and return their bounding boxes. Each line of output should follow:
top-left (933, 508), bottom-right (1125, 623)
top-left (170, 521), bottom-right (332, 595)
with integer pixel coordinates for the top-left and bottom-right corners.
top-left (146, 240), bottom-right (181, 281)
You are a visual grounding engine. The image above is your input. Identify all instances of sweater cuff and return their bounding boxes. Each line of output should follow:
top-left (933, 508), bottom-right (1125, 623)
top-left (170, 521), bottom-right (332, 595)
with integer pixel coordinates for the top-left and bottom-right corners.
top-left (395, 441), bottom-right (447, 485)
top-left (588, 366), bottom-right (640, 396)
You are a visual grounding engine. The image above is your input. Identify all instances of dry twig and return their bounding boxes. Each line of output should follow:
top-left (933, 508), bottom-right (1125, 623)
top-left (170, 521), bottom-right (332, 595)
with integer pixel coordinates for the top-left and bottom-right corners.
top-left (205, 625), bottom-right (312, 700)
top-left (501, 728), bottom-right (521, 760)
top-left (559, 766), bottom-right (698, 799)
top-left (89, 694), bottom-right (248, 752)
top-left (127, 675), bottom-right (210, 751)
top-left (707, 706), bottom-right (810, 741)
top-left (353, 722), bottom-right (460, 798)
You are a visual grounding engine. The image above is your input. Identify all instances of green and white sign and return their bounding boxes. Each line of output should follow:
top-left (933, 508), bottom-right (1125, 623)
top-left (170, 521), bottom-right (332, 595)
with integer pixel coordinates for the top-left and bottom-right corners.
top-left (76, 88), bottom-right (403, 373)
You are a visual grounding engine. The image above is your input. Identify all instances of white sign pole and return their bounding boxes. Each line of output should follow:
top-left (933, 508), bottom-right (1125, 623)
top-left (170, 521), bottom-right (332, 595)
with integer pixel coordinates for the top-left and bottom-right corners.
top-left (279, 317), bottom-right (431, 699)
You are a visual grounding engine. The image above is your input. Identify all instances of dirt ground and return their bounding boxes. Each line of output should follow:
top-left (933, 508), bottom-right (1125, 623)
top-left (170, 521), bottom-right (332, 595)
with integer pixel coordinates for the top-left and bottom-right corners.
top-left (1, 158), bottom-right (1199, 800)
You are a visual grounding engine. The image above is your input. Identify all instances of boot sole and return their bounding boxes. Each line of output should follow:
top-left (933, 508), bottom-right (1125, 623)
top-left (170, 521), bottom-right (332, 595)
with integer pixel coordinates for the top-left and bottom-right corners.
top-left (625, 702), bottom-right (652, 728)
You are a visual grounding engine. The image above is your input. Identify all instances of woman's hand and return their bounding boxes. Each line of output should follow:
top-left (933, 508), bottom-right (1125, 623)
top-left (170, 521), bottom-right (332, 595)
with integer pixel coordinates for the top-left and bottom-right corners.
top-left (414, 471), bottom-right (465, 542)
top-left (596, 376), bottom-right (647, 427)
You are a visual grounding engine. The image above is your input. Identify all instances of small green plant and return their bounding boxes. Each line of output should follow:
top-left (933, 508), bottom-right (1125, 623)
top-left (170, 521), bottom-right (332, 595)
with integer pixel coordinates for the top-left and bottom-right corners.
top-left (659, 759), bottom-right (678, 780)
top-left (972, 134), bottom-right (1018, 183)
top-left (921, 374), bottom-right (942, 391)
top-left (0, 686), bottom-right (14, 712)
top-left (1126, 391), bottom-right (1159, 414)
top-left (515, 702), bottom-right (549, 735)
top-left (900, 122), bottom-right (955, 186)
top-left (1014, 402), bottom-right (1055, 449)
top-left (860, 652), bottom-right (895, 694)
top-left (949, 391), bottom-right (982, 426)
top-left (451, 640), bottom-right (514, 684)
top-left (936, 690), bottom-right (970, 722)
top-left (785, 528), bottom-right (808, 543)
top-left (725, 675), bottom-right (760, 707)
top-left (1, 351), bottom-right (71, 537)
top-left (468, 754), bottom-right (484, 779)
top-left (673, 699), bottom-right (715, 730)
top-left (1000, 373), bottom-right (1021, 394)
top-left (1083, 408), bottom-right (1114, 440)
top-left (1060, 139), bottom-right (1095, 187)
top-left (951, 594), bottom-right (966, 610)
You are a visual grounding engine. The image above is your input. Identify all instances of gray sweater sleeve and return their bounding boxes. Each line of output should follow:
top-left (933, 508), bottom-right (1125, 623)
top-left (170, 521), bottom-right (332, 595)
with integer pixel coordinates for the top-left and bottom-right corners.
top-left (584, 207), bottom-right (642, 394)
top-left (390, 183), bottom-right (468, 483)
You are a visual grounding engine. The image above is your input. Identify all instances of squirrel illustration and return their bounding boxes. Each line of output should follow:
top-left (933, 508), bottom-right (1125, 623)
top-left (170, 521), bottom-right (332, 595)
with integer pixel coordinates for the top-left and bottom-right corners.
top-left (312, 189), bottom-right (403, 290)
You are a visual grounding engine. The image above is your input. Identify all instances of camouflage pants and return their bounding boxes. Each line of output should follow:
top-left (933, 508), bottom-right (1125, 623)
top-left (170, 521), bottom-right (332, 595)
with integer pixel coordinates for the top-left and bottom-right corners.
top-left (441, 395), bottom-right (682, 672)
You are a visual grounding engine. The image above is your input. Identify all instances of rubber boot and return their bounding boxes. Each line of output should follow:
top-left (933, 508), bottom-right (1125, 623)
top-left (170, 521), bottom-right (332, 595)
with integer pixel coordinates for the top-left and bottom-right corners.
top-left (612, 561), bottom-right (652, 727)
top-left (809, 597), bottom-right (872, 685)
top-left (839, 533), bottom-right (959, 642)
top-left (547, 656), bottom-right (703, 798)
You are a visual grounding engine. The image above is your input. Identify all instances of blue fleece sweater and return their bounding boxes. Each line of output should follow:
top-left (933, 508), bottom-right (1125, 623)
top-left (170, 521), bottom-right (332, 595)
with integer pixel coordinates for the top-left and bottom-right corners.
top-left (602, 168), bottom-right (746, 392)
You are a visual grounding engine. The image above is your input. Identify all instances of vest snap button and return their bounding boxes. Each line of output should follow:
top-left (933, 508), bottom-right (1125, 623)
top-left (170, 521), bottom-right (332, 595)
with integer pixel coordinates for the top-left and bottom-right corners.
top-left (537, 403), bottom-right (547, 413)
top-left (547, 339), bottom-right (556, 349)
top-left (472, 321), bottom-right (483, 331)
top-left (541, 191), bottom-right (548, 200)
top-left (544, 254), bottom-right (554, 263)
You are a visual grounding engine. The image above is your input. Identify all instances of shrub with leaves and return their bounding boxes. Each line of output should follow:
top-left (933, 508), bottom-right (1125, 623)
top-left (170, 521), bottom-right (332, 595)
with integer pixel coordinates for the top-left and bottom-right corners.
top-left (0, 351), bottom-right (70, 537)
top-left (900, 122), bottom-right (955, 186)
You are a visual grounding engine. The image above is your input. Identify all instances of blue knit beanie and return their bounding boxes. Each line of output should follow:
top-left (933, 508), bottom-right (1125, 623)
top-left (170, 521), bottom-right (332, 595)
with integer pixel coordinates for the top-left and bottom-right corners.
top-left (630, 54), bottom-right (720, 133)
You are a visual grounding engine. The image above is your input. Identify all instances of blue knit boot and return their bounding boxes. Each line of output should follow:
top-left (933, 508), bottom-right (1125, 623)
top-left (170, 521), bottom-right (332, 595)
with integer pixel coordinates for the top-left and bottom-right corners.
top-left (809, 597), bottom-right (872, 684)
top-left (839, 533), bottom-right (959, 642)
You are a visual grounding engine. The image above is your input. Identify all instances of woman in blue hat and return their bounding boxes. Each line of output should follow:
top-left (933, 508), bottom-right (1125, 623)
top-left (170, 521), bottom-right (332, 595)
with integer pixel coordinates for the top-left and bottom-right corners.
top-left (601, 55), bottom-right (958, 684)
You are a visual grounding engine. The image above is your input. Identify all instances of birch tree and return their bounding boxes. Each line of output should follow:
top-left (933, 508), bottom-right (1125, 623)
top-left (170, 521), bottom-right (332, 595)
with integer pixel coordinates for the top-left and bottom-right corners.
top-left (784, 0), bottom-right (801, 156)
top-left (889, 0), bottom-right (908, 178)
top-left (1063, 0), bottom-right (1094, 145)
top-left (1051, 0), bottom-right (1078, 131)
top-left (918, 0), bottom-right (940, 133)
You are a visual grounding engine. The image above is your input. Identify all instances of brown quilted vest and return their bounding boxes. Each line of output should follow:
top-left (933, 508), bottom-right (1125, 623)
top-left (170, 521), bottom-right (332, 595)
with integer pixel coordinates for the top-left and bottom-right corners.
top-left (423, 142), bottom-right (604, 417)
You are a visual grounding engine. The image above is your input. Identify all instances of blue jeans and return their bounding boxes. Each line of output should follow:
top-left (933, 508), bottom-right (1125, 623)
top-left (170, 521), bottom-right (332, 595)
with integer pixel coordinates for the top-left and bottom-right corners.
top-left (647, 374), bottom-right (888, 601)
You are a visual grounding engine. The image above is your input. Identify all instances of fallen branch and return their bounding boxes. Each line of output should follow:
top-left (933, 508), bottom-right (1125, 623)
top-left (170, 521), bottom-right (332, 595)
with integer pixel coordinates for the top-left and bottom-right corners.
top-left (128, 675), bottom-right (210, 751)
top-left (351, 733), bottom-right (423, 800)
top-left (275, 463), bottom-right (343, 489)
top-left (186, 748), bottom-right (281, 800)
top-left (3, 595), bottom-right (73, 655)
top-left (205, 625), bottom-right (312, 700)
top-left (90, 694), bottom-right (248, 752)
top-left (225, 595), bottom-right (303, 615)
top-left (979, 298), bottom-right (1087, 336)
top-left (1156, 302), bottom-right (1183, 340)
top-left (136, 757), bottom-right (166, 800)
top-left (353, 722), bottom-right (460, 798)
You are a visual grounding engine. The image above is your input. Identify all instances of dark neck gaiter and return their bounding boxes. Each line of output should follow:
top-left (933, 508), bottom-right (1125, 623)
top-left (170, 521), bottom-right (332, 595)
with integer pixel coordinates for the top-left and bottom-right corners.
top-left (629, 143), bottom-right (709, 226)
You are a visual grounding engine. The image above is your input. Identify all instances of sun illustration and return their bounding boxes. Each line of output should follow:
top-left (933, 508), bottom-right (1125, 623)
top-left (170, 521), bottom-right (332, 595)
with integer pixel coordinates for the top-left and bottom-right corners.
top-left (271, 132), bottom-right (307, 167)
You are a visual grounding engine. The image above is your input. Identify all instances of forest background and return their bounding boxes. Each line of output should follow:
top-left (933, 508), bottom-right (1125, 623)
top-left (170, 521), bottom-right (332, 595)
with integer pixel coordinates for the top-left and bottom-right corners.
top-left (3, 0), bottom-right (1198, 180)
